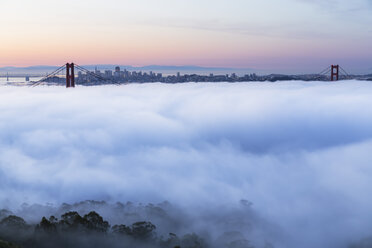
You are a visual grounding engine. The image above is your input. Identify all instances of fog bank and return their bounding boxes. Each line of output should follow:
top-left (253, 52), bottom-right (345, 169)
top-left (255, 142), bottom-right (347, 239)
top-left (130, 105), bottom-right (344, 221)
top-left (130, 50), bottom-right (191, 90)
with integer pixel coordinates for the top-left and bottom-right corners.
top-left (1, 81), bottom-right (372, 248)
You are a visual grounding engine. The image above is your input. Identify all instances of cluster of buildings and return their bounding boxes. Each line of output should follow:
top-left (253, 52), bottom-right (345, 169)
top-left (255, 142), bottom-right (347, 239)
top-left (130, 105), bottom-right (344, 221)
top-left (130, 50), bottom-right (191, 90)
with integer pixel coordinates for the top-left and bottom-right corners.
top-left (76, 66), bottom-right (264, 84)
top-left (41, 66), bottom-right (372, 85)
top-left (77, 66), bottom-right (162, 84)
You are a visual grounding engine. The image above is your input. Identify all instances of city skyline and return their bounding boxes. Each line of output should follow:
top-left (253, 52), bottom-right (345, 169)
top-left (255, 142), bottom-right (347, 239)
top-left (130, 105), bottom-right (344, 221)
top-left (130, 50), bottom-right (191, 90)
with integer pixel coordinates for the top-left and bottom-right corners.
top-left (1, 0), bottom-right (372, 74)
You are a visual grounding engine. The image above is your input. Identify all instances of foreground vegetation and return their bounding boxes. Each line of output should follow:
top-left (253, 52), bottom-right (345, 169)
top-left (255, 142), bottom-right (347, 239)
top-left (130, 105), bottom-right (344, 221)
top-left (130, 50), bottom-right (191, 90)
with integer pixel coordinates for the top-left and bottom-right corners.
top-left (0, 211), bottom-right (239, 248)
top-left (1, 207), bottom-right (371, 248)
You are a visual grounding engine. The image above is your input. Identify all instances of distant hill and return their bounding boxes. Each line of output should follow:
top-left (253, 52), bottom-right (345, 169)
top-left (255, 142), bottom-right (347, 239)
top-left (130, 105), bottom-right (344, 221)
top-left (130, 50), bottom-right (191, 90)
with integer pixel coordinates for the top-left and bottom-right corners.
top-left (0, 65), bottom-right (254, 76)
top-left (0, 66), bottom-right (59, 76)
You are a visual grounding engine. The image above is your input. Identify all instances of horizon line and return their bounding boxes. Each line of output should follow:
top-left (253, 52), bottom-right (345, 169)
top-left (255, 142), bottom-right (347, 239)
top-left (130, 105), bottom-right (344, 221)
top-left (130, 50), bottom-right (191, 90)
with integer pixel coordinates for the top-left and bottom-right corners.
top-left (0, 64), bottom-right (255, 70)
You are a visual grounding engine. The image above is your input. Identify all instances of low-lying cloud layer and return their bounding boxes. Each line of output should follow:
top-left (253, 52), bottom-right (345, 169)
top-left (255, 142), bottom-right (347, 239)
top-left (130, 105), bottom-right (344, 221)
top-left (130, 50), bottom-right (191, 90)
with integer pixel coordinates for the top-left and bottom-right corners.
top-left (1, 81), bottom-right (372, 248)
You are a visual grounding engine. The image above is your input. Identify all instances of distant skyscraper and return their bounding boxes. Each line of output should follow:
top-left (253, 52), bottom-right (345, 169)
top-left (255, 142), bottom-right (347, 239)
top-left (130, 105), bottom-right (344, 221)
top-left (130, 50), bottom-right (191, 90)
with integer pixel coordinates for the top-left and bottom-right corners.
top-left (78, 71), bottom-right (83, 78)
top-left (114, 66), bottom-right (121, 77)
top-left (95, 67), bottom-right (101, 75)
top-left (105, 70), bottom-right (113, 78)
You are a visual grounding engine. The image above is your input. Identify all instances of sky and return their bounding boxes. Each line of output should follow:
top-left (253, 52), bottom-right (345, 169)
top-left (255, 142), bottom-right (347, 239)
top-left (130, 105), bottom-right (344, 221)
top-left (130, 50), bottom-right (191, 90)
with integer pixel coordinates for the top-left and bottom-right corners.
top-left (1, 82), bottom-right (372, 248)
top-left (0, 0), bottom-right (372, 73)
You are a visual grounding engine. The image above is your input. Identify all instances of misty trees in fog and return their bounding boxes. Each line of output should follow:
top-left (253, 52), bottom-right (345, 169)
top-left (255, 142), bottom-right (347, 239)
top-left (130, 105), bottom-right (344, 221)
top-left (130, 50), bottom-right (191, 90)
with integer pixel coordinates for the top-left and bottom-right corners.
top-left (0, 216), bottom-right (29, 231)
top-left (0, 210), bottom-right (211, 248)
top-left (0, 200), bottom-right (279, 248)
top-left (113, 221), bottom-right (156, 241)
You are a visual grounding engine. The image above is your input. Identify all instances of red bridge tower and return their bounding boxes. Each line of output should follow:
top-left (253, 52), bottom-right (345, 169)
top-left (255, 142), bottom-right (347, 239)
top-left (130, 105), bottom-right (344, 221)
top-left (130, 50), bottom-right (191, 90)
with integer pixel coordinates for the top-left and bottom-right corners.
top-left (66, 63), bottom-right (75, 88)
top-left (331, 65), bottom-right (339, 81)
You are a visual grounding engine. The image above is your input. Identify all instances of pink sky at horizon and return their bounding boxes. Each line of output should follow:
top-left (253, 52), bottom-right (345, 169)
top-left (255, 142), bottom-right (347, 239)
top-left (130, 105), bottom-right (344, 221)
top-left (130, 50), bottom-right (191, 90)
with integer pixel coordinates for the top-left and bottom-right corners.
top-left (0, 0), bottom-right (371, 74)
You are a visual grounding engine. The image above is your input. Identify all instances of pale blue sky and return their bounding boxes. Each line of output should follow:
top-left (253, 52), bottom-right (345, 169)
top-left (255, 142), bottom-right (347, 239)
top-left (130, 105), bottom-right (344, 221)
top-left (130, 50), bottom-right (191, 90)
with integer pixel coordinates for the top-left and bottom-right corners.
top-left (0, 0), bottom-right (371, 73)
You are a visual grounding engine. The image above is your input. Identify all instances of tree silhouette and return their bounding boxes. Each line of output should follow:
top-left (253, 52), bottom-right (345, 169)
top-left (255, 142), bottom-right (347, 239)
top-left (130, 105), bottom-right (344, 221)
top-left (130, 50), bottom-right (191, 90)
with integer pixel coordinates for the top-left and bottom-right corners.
top-left (131, 221), bottom-right (156, 240)
top-left (83, 211), bottom-right (110, 233)
top-left (0, 216), bottom-right (28, 230)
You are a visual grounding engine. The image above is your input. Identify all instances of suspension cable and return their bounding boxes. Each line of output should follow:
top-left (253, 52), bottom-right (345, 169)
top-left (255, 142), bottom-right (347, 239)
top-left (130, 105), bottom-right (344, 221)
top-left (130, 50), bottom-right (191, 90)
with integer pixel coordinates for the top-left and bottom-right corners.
top-left (318, 66), bottom-right (331, 75)
top-left (339, 66), bottom-right (350, 77)
top-left (30, 65), bottom-right (66, 87)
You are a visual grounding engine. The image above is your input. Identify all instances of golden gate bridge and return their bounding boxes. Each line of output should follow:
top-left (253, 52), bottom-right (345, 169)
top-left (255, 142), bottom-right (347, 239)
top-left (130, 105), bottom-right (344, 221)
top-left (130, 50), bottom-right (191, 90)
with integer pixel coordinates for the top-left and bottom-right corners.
top-left (317, 65), bottom-right (350, 81)
top-left (30, 63), bottom-right (120, 87)
top-left (25, 63), bottom-right (352, 87)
